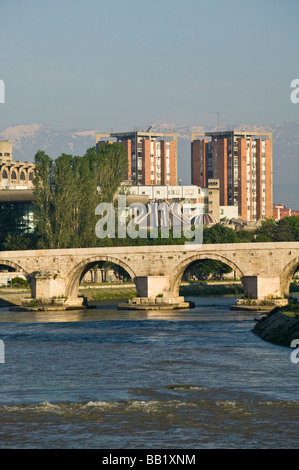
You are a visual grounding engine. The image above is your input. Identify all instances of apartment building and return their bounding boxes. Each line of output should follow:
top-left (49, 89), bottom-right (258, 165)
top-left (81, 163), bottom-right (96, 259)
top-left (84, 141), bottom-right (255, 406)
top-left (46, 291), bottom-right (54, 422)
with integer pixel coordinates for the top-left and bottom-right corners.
top-left (96, 130), bottom-right (177, 186)
top-left (191, 130), bottom-right (273, 221)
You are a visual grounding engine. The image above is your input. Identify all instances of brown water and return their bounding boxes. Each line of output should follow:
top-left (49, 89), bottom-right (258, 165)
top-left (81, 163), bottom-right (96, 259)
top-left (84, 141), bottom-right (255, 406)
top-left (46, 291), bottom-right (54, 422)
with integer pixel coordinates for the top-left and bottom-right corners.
top-left (0, 295), bottom-right (298, 449)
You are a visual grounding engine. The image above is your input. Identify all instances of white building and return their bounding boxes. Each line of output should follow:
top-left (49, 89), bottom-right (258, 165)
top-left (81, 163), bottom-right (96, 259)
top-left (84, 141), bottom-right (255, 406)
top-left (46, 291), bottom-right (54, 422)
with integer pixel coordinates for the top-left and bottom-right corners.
top-left (127, 184), bottom-right (209, 220)
top-left (219, 205), bottom-right (239, 220)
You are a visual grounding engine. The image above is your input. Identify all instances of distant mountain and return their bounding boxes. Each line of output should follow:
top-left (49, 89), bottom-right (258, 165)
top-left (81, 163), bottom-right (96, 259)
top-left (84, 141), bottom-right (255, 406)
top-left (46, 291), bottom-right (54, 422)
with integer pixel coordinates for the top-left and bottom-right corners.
top-left (0, 124), bottom-right (97, 163)
top-left (1, 121), bottom-right (299, 210)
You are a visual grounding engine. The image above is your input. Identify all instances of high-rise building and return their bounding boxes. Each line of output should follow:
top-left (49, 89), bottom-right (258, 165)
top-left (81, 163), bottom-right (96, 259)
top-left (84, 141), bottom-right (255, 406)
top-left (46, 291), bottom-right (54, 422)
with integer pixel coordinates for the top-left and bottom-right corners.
top-left (96, 130), bottom-right (177, 186)
top-left (191, 130), bottom-right (273, 221)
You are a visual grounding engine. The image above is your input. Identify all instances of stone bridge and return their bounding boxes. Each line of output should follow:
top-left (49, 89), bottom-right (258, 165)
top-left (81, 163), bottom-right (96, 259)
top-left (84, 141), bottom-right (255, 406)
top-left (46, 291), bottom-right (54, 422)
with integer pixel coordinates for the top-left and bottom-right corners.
top-left (1, 242), bottom-right (299, 309)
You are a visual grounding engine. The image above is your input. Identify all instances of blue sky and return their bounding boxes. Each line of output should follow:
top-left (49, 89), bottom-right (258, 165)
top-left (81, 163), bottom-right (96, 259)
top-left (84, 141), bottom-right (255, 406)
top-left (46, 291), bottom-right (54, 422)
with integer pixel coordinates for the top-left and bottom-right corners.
top-left (1, 0), bottom-right (299, 131)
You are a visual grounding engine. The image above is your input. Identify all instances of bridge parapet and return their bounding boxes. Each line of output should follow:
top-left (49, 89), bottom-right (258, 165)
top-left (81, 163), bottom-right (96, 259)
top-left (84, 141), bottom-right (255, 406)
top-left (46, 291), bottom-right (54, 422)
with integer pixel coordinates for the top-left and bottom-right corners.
top-left (0, 242), bottom-right (298, 310)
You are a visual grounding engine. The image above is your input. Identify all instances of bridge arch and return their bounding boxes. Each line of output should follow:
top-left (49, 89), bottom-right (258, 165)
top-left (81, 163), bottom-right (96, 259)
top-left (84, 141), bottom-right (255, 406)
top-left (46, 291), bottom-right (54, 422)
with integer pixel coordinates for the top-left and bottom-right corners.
top-left (280, 256), bottom-right (299, 298)
top-left (65, 255), bottom-right (137, 300)
top-left (170, 252), bottom-right (244, 297)
top-left (0, 259), bottom-right (28, 276)
top-left (0, 259), bottom-right (34, 295)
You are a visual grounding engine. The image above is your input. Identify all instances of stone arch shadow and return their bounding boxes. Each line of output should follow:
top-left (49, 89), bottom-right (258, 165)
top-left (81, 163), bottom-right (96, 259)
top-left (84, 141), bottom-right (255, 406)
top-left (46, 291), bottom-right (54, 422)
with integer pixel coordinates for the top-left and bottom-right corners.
top-left (280, 256), bottom-right (299, 298)
top-left (65, 255), bottom-right (137, 300)
top-left (169, 253), bottom-right (244, 297)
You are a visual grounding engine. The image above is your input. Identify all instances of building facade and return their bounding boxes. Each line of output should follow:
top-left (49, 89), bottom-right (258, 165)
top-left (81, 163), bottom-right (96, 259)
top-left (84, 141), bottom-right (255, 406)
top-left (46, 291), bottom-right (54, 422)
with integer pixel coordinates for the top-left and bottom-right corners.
top-left (127, 181), bottom-right (238, 224)
top-left (96, 130), bottom-right (177, 186)
top-left (0, 141), bottom-right (35, 190)
top-left (191, 131), bottom-right (273, 222)
top-left (273, 204), bottom-right (299, 220)
top-left (0, 189), bottom-right (35, 233)
top-left (127, 184), bottom-right (209, 220)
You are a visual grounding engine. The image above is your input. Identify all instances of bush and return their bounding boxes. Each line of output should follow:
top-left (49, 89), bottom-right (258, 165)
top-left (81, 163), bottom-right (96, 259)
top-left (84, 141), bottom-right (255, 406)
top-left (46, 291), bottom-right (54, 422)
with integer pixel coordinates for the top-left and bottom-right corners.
top-left (11, 277), bottom-right (29, 288)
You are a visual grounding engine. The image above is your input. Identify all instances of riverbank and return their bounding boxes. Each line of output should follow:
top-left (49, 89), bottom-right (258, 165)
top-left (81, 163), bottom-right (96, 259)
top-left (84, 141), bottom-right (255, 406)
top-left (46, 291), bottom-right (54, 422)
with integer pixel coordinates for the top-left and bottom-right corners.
top-left (0, 282), bottom-right (298, 309)
top-left (79, 285), bottom-right (137, 301)
top-left (0, 288), bottom-right (31, 308)
top-left (252, 303), bottom-right (299, 347)
top-left (80, 281), bottom-right (245, 302)
top-left (81, 280), bottom-right (299, 301)
top-left (180, 282), bottom-right (243, 297)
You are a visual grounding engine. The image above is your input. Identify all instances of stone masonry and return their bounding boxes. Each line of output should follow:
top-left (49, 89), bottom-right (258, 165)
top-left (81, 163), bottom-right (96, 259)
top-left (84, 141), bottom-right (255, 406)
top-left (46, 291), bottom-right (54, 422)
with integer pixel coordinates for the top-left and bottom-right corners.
top-left (0, 242), bottom-right (298, 308)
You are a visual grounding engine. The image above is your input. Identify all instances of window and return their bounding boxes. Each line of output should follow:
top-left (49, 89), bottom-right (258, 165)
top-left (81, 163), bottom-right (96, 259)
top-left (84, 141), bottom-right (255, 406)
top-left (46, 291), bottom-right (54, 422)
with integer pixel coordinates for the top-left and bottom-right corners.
top-left (2, 170), bottom-right (7, 179)
top-left (20, 172), bottom-right (25, 180)
top-left (11, 171), bottom-right (17, 180)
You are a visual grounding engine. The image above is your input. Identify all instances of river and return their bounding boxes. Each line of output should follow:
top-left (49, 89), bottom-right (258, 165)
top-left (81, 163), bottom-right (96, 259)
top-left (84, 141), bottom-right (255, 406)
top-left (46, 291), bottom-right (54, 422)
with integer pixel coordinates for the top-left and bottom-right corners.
top-left (0, 294), bottom-right (298, 449)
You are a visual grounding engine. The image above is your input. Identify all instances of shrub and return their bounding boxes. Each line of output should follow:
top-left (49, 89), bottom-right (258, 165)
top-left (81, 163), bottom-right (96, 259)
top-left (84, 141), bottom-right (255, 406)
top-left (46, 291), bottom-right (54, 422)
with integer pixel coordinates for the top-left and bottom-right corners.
top-left (11, 277), bottom-right (29, 288)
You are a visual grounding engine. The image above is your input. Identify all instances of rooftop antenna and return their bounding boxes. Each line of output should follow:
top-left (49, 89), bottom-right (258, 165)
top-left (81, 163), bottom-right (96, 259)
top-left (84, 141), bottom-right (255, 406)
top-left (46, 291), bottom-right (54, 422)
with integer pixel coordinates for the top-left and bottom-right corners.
top-left (208, 111), bottom-right (227, 131)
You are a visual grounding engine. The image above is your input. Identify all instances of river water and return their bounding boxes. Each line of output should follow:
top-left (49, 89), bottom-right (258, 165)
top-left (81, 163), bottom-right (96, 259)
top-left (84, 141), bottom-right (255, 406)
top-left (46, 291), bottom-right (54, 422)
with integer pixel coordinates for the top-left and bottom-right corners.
top-left (0, 294), bottom-right (298, 449)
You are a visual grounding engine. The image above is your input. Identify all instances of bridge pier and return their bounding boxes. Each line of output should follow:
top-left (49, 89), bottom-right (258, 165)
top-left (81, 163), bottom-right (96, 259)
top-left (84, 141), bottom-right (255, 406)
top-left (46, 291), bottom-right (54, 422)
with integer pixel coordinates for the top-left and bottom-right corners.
top-left (235, 276), bottom-right (288, 309)
top-left (118, 276), bottom-right (194, 310)
top-left (25, 271), bottom-right (84, 309)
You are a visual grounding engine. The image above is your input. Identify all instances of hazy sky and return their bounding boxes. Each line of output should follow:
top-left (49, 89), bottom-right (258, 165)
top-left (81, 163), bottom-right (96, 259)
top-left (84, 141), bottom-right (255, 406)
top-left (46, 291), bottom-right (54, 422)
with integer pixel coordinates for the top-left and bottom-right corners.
top-left (1, 0), bottom-right (299, 131)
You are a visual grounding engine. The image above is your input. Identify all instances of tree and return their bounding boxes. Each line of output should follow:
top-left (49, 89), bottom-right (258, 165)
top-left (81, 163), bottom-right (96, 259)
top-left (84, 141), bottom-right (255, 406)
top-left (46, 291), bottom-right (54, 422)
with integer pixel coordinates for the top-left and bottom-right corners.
top-left (275, 216), bottom-right (299, 241)
top-left (33, 150), bottom-right (55, 248)
top-left (254, 216), bottom-right (299, 242)
top-left (85, 143), bottom-right (128, 204)
top-left (33, 151), bottom-right (100, 249)
top-left (183, 259), bottom-right (233, 281)
top-left (73, 155), bottom-right (100, 248)
top-left (254, 218), bottom-right (276, 242)
top-left (32, 144), bottom-right (128, 249)
top-left (3, 233), bottom-right (37, 251)
top-left (203, 223), bottom-right (239, 244)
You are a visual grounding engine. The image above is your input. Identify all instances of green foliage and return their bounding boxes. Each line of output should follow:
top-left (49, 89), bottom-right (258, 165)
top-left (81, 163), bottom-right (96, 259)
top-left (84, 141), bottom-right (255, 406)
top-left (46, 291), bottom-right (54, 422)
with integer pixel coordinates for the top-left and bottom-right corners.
top-left (275, 216), bottom-right (299, 241)
top-left (255, 218), bottom-right (277, 242)
top-left (11, 277), bottom-right (29, 288)
top-left (183, 259), bottom-right (233, 281)
top-left (3, 233), bottom-right (37, 251)
top-left (255, 216), bottom-right (299, 242)
top-left (32, 144), bottom-right (127, 249)
top-left (234, 230), bottom-right (255, 243)
top-left (33, 150), bottom-right (98, 248)
top-left (203, 223), bottom-right (239, 244)
top-left (85, 143), bottom-right (128, 204)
